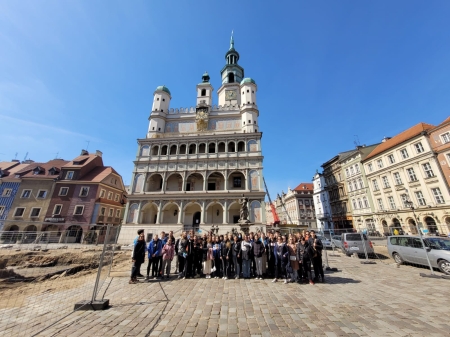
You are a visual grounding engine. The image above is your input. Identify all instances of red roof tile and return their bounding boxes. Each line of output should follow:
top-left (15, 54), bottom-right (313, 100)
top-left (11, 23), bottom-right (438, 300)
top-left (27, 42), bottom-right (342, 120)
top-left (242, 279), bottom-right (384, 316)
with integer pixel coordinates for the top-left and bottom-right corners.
top-left (294, 183), bottom-right (313, 191)
top-left (364, 122), bottom-right (434, 161)
top-left (16, 159), bottom-right (69, 179)
top-left (78, 166), bottom-right (118, 182)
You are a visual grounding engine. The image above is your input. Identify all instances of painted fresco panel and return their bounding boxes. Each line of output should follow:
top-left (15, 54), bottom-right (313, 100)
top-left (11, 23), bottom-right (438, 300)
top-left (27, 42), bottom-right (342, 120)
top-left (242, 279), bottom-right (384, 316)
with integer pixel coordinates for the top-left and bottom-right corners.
top-left (250, 201), bottom-right (261, 223)
top-left (208, 119), bottom-right (241, 131)
top-left (128, 203), bottom-right (139, 223)
top-left (133, 174), bottom-right (144, 193)
top-left (249, 170), bottom-right (259, 190)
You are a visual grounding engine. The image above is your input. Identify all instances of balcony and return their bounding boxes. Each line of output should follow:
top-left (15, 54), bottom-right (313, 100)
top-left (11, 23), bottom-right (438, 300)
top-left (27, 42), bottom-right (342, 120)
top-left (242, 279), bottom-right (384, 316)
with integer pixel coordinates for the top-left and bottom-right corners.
top-left (96, 215), bottom-right (122, 225)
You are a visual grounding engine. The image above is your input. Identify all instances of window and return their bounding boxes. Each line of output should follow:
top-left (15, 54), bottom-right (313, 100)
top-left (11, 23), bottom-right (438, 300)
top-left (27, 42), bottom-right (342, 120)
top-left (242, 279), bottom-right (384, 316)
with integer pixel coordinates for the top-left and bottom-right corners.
top-left (14, 207), bottom-right (25, 216)
top-left (53, 204), bottom-right (62, 215)
top-left (388, 196), bottom-right (396, 209)
top-left (414, 142), bottom-right (424, 153)
top-left (298, 200), bottom-right (303, 206)
top-left (30, 208), bottom-right (41, 217)
top-left (377, 198), bottom-right (384, 210)
top-left (116, 209), bottom-right (121, 217)
top-left (387, 154), bottom-right (395, 164)
top-left (382, 176), bottom-right (390, 188)
top-left (400, 194), bottom-right (409, 208)
top-left (100, 189), bottom-right (106, 198)
top-left (377, 159), bottom-right (383, 169)
top-left (114, 194), bottom-right (119, 202)
top-left (400, 149), bottom-right (409, 159)
top-left (108, 208), bottom-right (114, 217)
top-left (305, 200), bottom-right (310, 206)
top-left (348, 182), bottom-right (353, 192)
top-left (79, 187), bottom-right (89, 197)
top-left (350, 167), bottom-right (354, 175)
top-left (393, 172), bottom-right (402, 185)
top-left (367, 163), bottom-right (373, 172)
top-left (353, 180), bottom-right (358, 190)
top-left (372, 179), bottom-right (379, 191)
top-left (100, 207), bottom-right (106, 215)
top-left (363, 197), bottom-right (369, 208)
top-left (201, 89), bottom-right (206, 96)
top-left (0, 206), bottom-right (4, 216)
top-left (352, 199), bottom-right (358, 209)
top-left (21, 189), bottom-right (32, 198)
top-left (59, 187), bottom-right (69, 196)
top-left (107, 192), bottom-right (113, 200)
top-left (415, 191), bottom-right (426, 206)
top-left (355, 164), bottom-right (360, 173)
top-left (422, 163), bottom-right (434, 178)
top-left (441, 132), bottom-right (450, 144)
top-left (345, 168), bottom-right (349, 177)
top-left (358, 178), bottom-right (364, 189)
top-left (406, 168), bottom-right (417, 182)
top-left (358, 198), bottom-right (363, 209)
top-left (233, 177), bottom-right (241, 188)
top-left (37, 190), bottom-right (47, 198)
top-left (74, 206), bottom-right (84, 215)
top-left (66, 171), bottom-right (74, 180)
top-left (2, 189), bottom-right (12, 197)
top-left (432, 188), bottom-right (444, 204)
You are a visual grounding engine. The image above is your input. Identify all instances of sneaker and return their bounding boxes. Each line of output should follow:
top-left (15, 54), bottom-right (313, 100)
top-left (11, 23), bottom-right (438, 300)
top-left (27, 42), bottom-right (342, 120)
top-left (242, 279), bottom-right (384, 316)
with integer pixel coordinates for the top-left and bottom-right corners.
top-left (283, 280), bottom-right (287, 284)
top-left (224, 277), bottom-right (228, 280)
top-left (182, 277), bottom-right (186, 279)
top-left (137, 273), bottom-right (144, 278)
top-left (144, 276), bottom-right (150, 280)
top-left (259, 277), bottom-right (263, 280)
top-left (309, 280), bottom-right (315, 285)
top-left (272, 278), bottom-right (277, 283)
top-left (129, 279), bottom-right (136, 284)
top-left (255, 277), bottom-right (259, 280)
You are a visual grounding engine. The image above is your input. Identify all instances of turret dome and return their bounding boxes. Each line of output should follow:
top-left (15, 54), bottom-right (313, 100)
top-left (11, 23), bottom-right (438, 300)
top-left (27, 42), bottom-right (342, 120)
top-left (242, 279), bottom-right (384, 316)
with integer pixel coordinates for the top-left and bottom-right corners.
top-left (155, 85), bottom-right (171, 95)
top-left (240, 78), bottom-right (256, 85)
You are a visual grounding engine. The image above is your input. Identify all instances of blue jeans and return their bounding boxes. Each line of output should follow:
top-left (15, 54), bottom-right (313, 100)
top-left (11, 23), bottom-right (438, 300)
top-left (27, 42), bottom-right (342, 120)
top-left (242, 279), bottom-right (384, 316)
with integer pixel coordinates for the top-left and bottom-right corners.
top-left (242, 259), bottom-right (251, 278)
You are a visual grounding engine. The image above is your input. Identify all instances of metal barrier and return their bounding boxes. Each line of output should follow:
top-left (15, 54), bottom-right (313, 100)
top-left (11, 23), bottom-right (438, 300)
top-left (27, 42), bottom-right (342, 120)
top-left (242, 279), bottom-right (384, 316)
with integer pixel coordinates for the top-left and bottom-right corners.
top-left (0, 224), bottom-right (121, 336)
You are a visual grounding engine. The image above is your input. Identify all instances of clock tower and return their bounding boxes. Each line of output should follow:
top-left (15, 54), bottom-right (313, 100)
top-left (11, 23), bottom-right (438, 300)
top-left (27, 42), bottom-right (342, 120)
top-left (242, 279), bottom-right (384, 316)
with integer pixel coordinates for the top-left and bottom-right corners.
top-left (218, 33), bottom-right (244, 106)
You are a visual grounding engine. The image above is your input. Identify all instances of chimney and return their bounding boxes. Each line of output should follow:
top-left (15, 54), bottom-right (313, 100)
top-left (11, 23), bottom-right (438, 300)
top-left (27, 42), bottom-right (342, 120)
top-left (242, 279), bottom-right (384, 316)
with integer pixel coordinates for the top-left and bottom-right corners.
top-left (381, 136), bottom-right (391, 143)
top-left (95, 150), bottom-right (103, 157)
top-left (22, 159), bottom-right (35, 164)
top-left (80, 149), bottom-right (89, 155)
top-left (12, 159), bottom-right (20, 162)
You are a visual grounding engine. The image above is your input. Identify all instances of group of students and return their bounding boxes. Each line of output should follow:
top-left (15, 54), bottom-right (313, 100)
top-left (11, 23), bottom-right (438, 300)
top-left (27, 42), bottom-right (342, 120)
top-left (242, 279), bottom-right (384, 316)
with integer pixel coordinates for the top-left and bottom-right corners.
top-left (130, 229), bottom-right (325, 285)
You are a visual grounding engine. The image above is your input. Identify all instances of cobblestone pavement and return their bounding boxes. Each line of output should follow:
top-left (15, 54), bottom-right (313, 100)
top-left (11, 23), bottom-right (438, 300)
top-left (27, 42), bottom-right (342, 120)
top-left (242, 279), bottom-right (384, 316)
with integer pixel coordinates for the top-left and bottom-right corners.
top-left (25, 253), bottom-right (450, 336)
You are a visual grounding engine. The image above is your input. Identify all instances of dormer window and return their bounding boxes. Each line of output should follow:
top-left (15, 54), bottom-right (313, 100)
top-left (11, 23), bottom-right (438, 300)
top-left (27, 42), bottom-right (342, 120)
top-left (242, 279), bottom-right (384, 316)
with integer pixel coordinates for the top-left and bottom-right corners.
top-left (0, 169), bottom-right (4, 178)
top-left (33, 167), bottom-right (43, 175)
top-left (66, 171), bottom-right (74, 180)
top-left (49, 167), bottom-right (59, 175)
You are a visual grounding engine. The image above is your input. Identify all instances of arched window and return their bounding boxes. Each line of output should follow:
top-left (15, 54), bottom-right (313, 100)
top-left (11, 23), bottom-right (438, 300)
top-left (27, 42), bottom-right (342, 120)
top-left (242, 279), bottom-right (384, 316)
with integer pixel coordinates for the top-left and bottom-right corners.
top-left (179, 144), bottom-right (186, 154)
top-left (201, 89), bottom-right (206, 96)
top-left (352, 199), bottom-right (358, 209)
top-left (228, 72), bottom-right (235, 83)
top-left (358, 198), bottom-right (363, 209)
top-left (170, 145), bottom-right (177, 155)
top-left (208, 143), bottom-right (216, 154)
top-left (161, 145), bottom-right (168, 155)
top-left (151, 146), bottom-right (159, 156)
top-left (188, 144), bottom-right (196, 154)
top-left (363, 197), bottom-right (369, 208)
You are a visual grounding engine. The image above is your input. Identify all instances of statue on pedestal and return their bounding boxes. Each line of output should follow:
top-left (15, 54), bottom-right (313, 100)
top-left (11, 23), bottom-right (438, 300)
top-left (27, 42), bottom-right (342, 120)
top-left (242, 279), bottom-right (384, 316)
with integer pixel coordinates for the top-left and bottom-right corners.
top-left (238, 195), bottom-right (250, 224)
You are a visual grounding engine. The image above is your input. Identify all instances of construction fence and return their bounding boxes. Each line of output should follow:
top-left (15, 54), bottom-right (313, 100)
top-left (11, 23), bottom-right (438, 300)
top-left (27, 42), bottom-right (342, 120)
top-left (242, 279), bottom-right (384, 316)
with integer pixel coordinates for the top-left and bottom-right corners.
top-left (0, 224), bottom-right (121, 337)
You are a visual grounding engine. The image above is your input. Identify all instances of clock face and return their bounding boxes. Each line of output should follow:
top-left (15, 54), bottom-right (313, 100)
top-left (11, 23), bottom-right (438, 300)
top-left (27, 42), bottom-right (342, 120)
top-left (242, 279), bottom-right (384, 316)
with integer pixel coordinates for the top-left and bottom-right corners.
top-left (225, 90), bottom-right (236, 100)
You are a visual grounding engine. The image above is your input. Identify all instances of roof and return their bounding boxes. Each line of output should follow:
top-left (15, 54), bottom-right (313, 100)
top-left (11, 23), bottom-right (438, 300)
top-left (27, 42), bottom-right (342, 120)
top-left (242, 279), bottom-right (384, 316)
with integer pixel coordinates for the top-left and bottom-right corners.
top-left (241, 78), bottom-right (256, 85)
top-left (294, 183), bottom-right (313, 191)
top-left (364, 122), bottom-right (435, 161)
top-left (77, 166), bottom-right (120, 183)
top-left (63, 154), bottom-right (100, 168)
top-left (0, 163), bottom-right (30, 179)
top-left (155, 85), bottom-right (171, 95)
top-left (16, 159), bottom-right (69, 179)
top-left (0, 161), bottom-right (21, 171)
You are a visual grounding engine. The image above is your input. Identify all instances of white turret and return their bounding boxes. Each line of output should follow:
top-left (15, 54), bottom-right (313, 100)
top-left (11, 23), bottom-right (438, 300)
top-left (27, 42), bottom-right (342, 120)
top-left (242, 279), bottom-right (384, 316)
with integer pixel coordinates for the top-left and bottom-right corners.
top-left (196, 72), bottom-right (213, 107)
top-left (148, 85), bottom-right (171, 138)
top-left (240, 78), bottom-right (259, 133)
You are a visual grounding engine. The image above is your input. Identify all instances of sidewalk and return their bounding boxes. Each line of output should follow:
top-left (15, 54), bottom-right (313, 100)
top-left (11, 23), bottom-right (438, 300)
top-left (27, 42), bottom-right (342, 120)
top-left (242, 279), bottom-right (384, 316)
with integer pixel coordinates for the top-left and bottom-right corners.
top-left (27, 253), bottom-right (450, 336)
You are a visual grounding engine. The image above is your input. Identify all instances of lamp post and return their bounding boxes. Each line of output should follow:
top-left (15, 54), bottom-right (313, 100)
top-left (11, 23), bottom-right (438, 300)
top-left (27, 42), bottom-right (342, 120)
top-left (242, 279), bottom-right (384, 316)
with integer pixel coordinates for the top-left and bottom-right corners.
top-left (405, 199), bottom-right (434, 275)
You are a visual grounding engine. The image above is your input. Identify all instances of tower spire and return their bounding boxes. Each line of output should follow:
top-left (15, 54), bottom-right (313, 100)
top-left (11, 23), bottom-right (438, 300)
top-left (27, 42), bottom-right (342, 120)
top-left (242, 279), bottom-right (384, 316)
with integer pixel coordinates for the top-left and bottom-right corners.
top-left (230, 30), bottom-right (234, 50)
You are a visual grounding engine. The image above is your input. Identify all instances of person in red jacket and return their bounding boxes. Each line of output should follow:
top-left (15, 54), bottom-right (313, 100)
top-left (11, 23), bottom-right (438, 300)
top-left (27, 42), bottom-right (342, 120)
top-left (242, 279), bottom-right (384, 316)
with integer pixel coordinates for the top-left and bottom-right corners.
top-left (161, 238), bottom-right (175, 279)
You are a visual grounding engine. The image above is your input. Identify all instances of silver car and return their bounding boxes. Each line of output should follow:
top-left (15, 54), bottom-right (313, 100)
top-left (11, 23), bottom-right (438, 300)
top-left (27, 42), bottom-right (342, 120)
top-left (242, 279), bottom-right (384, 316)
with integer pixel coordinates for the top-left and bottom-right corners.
top-left (387, 235), bottom-right (450, 275)
top-left (316, 235), bottom-right (332, 249)
top-left (341, 232), bottom-right (374, 256)
top-left (331, 235), bottom-right (343, 249)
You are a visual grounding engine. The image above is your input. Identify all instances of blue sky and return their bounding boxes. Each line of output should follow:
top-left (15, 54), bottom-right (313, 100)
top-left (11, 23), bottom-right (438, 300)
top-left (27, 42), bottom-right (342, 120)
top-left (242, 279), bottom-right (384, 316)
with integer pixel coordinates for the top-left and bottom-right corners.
top-left (1, 1), bottom-right (450, 199)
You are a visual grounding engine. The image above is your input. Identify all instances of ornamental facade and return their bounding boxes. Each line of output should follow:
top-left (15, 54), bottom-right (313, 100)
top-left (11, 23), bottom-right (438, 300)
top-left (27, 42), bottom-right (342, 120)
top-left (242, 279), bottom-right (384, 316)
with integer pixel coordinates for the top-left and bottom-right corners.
top-left (119, 36), bottom-right (266, 243)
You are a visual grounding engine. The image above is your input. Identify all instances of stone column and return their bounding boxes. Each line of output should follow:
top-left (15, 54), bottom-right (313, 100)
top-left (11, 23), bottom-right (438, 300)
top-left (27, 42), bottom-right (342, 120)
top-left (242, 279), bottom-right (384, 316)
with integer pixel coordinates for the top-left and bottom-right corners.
top-left (162, 172), bottom-right (167, 192)
top-left (223, 200), bottom-right (228, 224)
top-left (178, 201), bottom-right (184, 224)
top-left (156, 204), bottom-right (162, 224)
top-left (200, 200), bottom-right (205, 225)
top-left (136, 201), bottom-right (143, 224)
top-left (203, 173), bottom-right (207, 191)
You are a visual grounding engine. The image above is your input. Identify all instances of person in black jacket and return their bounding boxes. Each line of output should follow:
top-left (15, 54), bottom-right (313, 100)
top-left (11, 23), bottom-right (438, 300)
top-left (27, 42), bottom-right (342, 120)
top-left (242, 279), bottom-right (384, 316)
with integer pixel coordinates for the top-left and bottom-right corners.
top-left (267, 233), bottom-right (276, 278)
top-left (232, 235), bottom-right (242, 279)
top-left (222, 241), bottom-right (232, 279)
top-left (298, 236), bottom-right (315, 285)
top-left (252, 234), bottom-right (265, 280)
top-left (309, 230), bottom-right (324, 282)
top-left (272, 236), bottom-right (288, 283)
top-left (130, 232), bottom-right (146, 284)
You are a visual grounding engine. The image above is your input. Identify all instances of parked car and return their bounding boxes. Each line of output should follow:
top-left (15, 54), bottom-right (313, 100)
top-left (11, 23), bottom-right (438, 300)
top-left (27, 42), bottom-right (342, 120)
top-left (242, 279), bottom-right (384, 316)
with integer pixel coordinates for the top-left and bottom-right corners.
top-left (331, 235), bottom-right (343, 249)
top-left (341, 232), bottom-right (374, 257)
top-left (316, 235), bottom-right (332, 249)
top-left (387, 235), bottom-right (450, 275)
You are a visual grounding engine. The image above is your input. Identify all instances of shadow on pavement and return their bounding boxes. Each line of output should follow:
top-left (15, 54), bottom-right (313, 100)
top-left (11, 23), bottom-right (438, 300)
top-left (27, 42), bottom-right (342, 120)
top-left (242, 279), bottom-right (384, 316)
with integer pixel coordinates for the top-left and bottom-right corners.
top-left (322, 276), bottom-right (361, 284)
